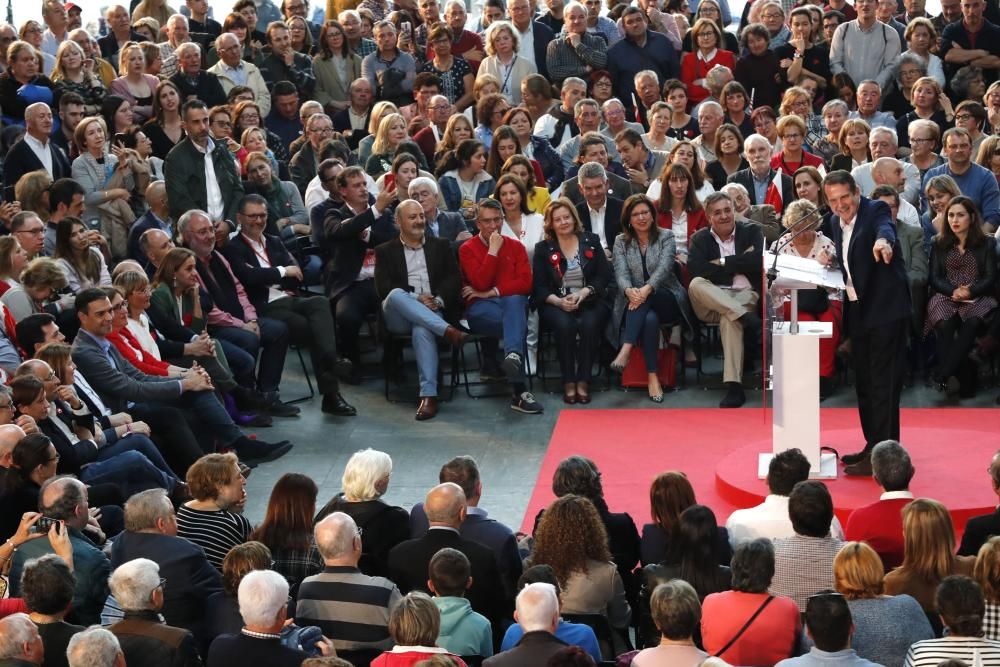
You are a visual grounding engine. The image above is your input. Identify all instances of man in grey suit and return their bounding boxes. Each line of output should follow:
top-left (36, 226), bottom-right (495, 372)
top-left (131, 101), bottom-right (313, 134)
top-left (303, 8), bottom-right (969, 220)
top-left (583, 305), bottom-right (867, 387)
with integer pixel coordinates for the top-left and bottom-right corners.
top-left (70, 288), bottom-right (292, 466)
top-left (409, 177), bottom-right (472, 248)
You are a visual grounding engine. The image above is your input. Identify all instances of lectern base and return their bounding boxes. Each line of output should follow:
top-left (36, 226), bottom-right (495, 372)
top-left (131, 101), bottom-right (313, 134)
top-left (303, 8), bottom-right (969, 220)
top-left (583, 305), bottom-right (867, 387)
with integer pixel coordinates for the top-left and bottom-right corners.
top-left (758, 451), bottom-right (838, 479)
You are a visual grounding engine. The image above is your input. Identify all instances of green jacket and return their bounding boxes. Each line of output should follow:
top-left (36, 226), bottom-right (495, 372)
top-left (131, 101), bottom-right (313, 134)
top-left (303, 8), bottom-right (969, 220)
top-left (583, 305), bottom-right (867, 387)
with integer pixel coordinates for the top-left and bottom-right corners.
top-left (163, 137), bottom-right (244, 223)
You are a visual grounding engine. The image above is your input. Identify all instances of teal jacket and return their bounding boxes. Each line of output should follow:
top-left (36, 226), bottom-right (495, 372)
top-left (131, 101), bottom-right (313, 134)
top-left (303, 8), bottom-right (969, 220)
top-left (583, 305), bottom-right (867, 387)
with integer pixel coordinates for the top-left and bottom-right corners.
top-left (433, 596), bottom-right (493, 658)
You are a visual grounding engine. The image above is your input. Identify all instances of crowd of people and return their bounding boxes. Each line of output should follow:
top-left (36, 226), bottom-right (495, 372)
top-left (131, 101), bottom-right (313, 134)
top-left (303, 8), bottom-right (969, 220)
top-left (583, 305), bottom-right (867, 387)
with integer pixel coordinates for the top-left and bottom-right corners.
top-left (3, 445), bottom-right (1000, 667)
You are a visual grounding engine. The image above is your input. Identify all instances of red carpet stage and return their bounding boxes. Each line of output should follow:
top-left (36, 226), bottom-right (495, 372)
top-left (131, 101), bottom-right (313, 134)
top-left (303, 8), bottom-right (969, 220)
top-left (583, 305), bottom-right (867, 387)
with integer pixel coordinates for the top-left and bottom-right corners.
top-left (521, 408), bottom-right (1000, 534)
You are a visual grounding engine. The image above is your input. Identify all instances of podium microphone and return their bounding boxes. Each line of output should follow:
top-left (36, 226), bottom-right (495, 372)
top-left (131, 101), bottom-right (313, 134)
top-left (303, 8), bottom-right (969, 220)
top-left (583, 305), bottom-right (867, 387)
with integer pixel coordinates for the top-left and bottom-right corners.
top-left (766, 208), bottom-right (824, 288)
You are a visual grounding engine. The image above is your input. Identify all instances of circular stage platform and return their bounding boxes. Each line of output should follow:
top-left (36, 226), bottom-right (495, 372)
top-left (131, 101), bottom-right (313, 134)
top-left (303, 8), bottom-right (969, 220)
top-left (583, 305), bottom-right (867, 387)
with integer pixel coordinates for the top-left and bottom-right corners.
top-left (715, 426), bottom-right (1000, 530)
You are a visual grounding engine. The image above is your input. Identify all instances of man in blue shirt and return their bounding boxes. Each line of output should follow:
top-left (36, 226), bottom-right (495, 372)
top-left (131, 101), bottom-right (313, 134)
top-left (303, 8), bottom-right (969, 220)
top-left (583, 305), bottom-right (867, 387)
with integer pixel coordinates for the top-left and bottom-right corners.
top-left (608, 7), bottom-right (679, 120)
top-left (923, 127), bottom-right (1000, 231)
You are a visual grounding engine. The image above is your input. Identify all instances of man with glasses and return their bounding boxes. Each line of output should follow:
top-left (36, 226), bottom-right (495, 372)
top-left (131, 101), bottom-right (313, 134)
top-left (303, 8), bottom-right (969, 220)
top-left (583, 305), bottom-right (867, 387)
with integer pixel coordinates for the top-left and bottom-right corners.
top-left (108, 557), bottom-right (202, 667)
top-left (282, 0), bottom-right (321, 39)
top-left (413, 94), bottom-right (453, 165)
top-left (297, 512), bottom-right (402, 654)
top-left (290, 113), bottom-right (336, 196)
top-left (10, 212), bottom-right (47, 260)
top-left (829, 0), bottom-right (900, 90)
top-left (608, 9), bottom-right (678, 120)
top-left (207, 33), bottom-right (270, 115)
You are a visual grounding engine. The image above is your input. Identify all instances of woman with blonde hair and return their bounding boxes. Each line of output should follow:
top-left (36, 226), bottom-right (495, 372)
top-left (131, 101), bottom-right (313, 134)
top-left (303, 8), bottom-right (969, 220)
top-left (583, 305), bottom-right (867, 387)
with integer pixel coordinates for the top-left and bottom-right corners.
top-left (314, 448), bottom-right (409, 578)
top-left (820, 542), bottom-right (933, 666)
top-left (1, 257), bottom-right (70, 322)
top-left (532, 198), bottom-right (611, 403)
top-left (0, 236), bottom-right (28, 296)
top-left (530, 495), bottom-right (631, 634)
top-left (884, 498), bottom-right (976, 631)
top-left (357, 100), bottom-right (400, 167)
top-left (478, 21), bottom-right (535, 105)
top-left (131, 17), bottom-right (160, 43)
top-left (896, 76), bottom-right (954, 151)
top-left (14, 171), bottom-right (52, 223)
top-left (50, 39), bottom-right (106, 116)
top-left (110, 42), bottom-right (160, 124)
top-left (365, 112), bottom-right (408, 177)
top-left (975, 536), bottom-right (1000, 639)
top-left (831, 118), bottom-right (871, 172)
top-left (372, 592), bottom-right (467, 666)
top-left (977, 134), bottom-right (1000, 187)
top-left (434, 113), bottom-right (474, 169)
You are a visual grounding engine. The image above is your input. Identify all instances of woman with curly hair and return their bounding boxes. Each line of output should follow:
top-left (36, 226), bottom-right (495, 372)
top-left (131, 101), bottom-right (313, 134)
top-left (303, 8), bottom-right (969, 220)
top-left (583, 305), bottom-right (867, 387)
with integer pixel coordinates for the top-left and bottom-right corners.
top-left (530, 494), bottom-right (631, 633)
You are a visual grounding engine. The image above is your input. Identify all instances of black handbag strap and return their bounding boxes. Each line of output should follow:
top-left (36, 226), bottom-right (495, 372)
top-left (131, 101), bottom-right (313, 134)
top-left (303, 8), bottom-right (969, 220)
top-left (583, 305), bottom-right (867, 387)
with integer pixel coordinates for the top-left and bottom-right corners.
top-left (714, 595), bottom-right (774, 658)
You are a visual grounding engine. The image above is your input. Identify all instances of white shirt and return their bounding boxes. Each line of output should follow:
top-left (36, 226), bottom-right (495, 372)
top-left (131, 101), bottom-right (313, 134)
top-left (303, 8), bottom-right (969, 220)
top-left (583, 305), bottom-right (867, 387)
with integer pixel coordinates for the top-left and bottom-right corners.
top-left (588, 202), bottom-right (608, 250)
top-left (672, 211), bottom-right (689, 256)
top-left (501, 213), bottom-right (545, 263)
top-left (195, 137), bottom-right (225, 222)
top-left (710, 228), bottom-right (751, 290)
top-left (840, 213), bottom-right (858, 302)
top-left (24, 133), bottom-right (53, 178)
top-left (242, 234), bottom-right (290, 303)
top-left (517, 22), bottom-right (536, 67)
top-left (726, 494), bottom-right (846, 548)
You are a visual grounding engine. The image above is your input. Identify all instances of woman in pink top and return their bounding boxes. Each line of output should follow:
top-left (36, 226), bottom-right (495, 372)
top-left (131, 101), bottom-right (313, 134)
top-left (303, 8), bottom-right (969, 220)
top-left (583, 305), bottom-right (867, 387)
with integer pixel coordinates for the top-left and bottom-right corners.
top-left (701, 538), bottom-right (802, 667)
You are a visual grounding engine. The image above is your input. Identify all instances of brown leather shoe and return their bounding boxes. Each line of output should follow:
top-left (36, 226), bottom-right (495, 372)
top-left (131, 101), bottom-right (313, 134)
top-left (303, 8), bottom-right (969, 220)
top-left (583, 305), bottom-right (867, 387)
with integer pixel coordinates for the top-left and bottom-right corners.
top-left (415, 396), bottom-right (439, 421)
top-left (443, 326), bottom-right (467, 347)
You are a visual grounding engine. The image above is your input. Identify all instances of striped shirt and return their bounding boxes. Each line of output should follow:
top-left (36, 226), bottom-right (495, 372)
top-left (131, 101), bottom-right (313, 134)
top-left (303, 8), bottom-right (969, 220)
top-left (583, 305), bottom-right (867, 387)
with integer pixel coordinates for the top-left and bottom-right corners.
top-left (176, 505), bottom-right (252, 571)
top-left (295, 565), bottom-right (402, 653)
top-left (905, 636), bottom-right (1000, 667)
top-left (769, 534), bottom-right (845, 612)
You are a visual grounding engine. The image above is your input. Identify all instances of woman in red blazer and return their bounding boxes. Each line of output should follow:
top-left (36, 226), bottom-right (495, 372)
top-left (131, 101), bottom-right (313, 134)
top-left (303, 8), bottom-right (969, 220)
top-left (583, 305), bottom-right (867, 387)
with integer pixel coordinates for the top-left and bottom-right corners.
top-left (680, 19), bottom-right (736, 108)
top-left (655, 163), bottom-right (708, 287)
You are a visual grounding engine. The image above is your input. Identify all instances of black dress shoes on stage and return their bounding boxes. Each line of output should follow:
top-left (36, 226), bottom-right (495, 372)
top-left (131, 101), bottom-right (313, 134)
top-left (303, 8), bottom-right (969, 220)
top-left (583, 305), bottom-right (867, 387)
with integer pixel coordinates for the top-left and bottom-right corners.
top-left (840, 448), bottom-right (870, 465)
top-left (843, 456), bottom-right (873, 476)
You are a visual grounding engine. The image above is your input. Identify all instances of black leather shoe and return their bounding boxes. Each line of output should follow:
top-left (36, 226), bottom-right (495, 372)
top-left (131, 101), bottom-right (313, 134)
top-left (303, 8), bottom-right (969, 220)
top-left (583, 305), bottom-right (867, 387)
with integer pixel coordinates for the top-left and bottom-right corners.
top-left (844, 457), bottom-right (873, 476)
top-left (840, 448), bottom-right (870, 465)
top-left (322, 392), bottom-right (357, 416)
top-left (263, 393), bottom-right (301, 417)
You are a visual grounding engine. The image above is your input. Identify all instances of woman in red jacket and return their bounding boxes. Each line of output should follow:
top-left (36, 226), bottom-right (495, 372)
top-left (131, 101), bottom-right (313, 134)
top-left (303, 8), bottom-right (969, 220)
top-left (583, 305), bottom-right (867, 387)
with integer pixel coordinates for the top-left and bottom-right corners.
top-left (680, 19), bottom-right (736, 109)
top-left (655, 163), bottom-right (707, 287)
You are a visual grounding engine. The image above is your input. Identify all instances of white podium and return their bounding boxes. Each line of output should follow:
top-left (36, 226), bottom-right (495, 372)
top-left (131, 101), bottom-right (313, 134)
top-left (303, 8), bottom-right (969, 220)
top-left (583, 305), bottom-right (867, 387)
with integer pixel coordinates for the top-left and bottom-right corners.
top-left (758, 253), bottom-right (845, 479)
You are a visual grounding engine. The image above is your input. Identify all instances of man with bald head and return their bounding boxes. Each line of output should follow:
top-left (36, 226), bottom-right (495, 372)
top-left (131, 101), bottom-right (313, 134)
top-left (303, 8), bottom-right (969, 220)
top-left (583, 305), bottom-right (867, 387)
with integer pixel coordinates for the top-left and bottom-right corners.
top-left (388, 483), bottom-right (510, 625)
top-left (9, 476), bottom-right (111, 625)
top-left (374, 200), bottom-right (465, 422)
top-left (3, 102), bottom-right (71, 194)
top-left (0, 422), bottom-right (27, 488)
top-left (0, 613), bottom-right (44, 665)
top-left (139, 229), bottom-right (175, 278)
top-left (128, 182), bottom-right (173, 270)
top-left (296, 512), bottom-right (402, 656)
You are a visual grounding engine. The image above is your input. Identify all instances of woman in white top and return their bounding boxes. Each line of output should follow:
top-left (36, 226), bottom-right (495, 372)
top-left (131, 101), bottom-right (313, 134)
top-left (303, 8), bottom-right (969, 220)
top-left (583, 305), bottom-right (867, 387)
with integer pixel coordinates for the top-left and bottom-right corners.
top-left (897, 18), bottom-right (945, 87)
top-left (647, 140), bottom-right (715, 202)
top-left (52, 219), bottom-right (111, 293)
top-left (479, 21), bottom-right (537, 106)
top-left (642, 102), bottom-right (678, 154)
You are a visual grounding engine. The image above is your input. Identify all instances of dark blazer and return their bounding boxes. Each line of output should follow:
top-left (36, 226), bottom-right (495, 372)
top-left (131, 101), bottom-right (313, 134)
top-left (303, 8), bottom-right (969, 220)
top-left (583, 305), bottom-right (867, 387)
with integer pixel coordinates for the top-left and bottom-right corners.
top-left (322, 202), bottom-right (398, 298)
top-left (331, 107), bottom-right (371, 150)
top-left (206, 633), bottom-right (306, 667)
top-left (532, 232), bottom-right (613, 305)
top-left (110, 531), bottom-right (222, 645)
top-left (483, 631), bottom-right (569, 667)
top-left (127, 210), bottom-right (172, 268)
top-left (959, 509), bottom-right (1000, 556)
top-left (163, 137), bottom-right (245, 223)
top-left (828, 196), bottom-right (911, 329)
top-left (314, 495), bottom-right (410, 578)
top-left (727, 167), bottom-right (795, 209)
top-left (374, 235), bottom-right (463, 325)
top-left (575, 197), bottom-right (624, 251)
top-left (429, 209), bottom-right (471, 245)
top-left (387, 528), bottom-right (509, 624)
top-left (98, 30), bottom-right (148, 66)
top-left (562, 172), bottom-right (641, 208)
top-left (3, 138), bottom-right (71, 194)
top-left (288, 141), bottom-right (319, 196)
top-left (220, 233), bottom-right (301, 314)
top-left (929, 238), bottom-right (997, 301)
top-left (688, 220), bottom-right (764, 294)
top-left (528, 21), bottom-right (555, 79)
top-left (169, 70), bottom-right (228, 107)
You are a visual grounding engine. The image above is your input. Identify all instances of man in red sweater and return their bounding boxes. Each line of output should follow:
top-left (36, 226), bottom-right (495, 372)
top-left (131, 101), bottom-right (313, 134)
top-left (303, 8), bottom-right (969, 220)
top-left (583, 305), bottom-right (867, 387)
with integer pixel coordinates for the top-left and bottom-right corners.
top-left (844, 439), bottom-right (914, 570)
top-left (458, 199), bottom-right (543, 414)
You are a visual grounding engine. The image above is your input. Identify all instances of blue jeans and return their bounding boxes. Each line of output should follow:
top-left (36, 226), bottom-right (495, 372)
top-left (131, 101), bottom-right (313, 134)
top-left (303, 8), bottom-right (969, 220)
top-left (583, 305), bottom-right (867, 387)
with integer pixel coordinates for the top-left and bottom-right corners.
top-left (382, 288), bottom-right (449, 397)
top-left (622, 290), bottom-right (680, 373)
top-left (79, 433), bottom-right (177, 497)
top-left (465, 295), bottom-right (528, 382)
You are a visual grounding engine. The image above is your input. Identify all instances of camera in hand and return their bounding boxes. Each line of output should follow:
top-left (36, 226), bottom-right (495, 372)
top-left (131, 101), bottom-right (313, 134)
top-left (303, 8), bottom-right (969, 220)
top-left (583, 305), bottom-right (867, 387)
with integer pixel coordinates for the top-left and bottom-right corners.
top-left (33, 516), bottom-right (57, 532)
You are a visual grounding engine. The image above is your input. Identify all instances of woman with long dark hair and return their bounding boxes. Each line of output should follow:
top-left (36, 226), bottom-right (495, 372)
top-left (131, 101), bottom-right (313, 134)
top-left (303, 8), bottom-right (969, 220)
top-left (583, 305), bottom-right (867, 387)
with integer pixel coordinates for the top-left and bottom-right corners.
top-left (640, 471), bottom-right (731, 567)
top-left (437, 138), bottom-right (494, 221)
top-left (250, 473), bottom-right (323, 594)
top-left (53, 217), bottom-right (111, 292)
top-left (655, 163), bottom-right (708, 284)
top-left (313, 20), bottom-right (362, 113)
top-left (143, 80), bottom-right (185, 160)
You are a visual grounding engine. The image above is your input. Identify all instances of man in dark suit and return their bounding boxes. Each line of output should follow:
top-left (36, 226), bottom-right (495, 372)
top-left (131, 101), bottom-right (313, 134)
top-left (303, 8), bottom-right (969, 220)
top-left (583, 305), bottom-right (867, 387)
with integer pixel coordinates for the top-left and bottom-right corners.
top-left (573, 162), bottom-right (624, 257)
top-left (688, 191), bottom-right (764, 409)
top-left (221, 194), bottom-right (356, 417)
top-left (127, 182), bottom-right (172, 269)
top-left (959, 451), bottom-right (1000, 556)
top-left (407, 177), bottom-right (472, 250)
top-left (824, 170), bottom-right (910, 476)
top-left (331, 78), bottom-right (373, 151)
top-left (727, 134), bottom-right (796, 211)
top-left (508, 0), bottom-right (555, 79)
top-left (387, 483), bottom-right (509, 625)
top-left (374, 199), bottom-right (465, 420)
top-left (98, 4), bottom-right (148, 69)
top-left (3, 103), bottom-right (71, 196)
top-left (484, 583), bottom-right (567, 667)
top-left (323, 166), bottom-right (398, 379)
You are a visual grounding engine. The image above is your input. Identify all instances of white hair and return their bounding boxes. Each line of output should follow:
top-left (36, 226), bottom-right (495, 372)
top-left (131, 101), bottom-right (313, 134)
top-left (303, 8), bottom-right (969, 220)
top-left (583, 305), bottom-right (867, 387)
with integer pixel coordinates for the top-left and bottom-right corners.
top-left (870, 126), bottom-right (899, 147)
top-left (176, 209), bottom-right (211, 238)
top-left (341, 448), bottom-right (393, 501)
top-left (338, 9), bottom-right (360, 22)
top-left (238, 570), bottom-right (289, 628)
top-left (109, 558), bottom-right (160, 611)
top-left (0, 424), bottom-right (24, 458)
top-left (167, 13), bottom-right (188, 29)
top-left (634, 69), bottom-right (659, 86)
top-left (216, 31), bottom-right (240, 49)
top-left (444, 0), bottom-right (465, 12)
top-left (744, 132), bottom-right (773, 152)
top-left (516, 583), bottom-right (559, 632)
top-left (698, 100), bottom-right (724, 118)
top-left (721, 182), bottom-right (749, 199)
top-left (175, 41), bottom-right (201, 59)
top-left (565, 1), bottom-right (587, 16)
top-left (409, 176), bottom-right (439, 196)
top-left (314, 512), bottom-right (358, 560)
top-left (67, 627), bottom-right (121, 667)
top-left (0, 613), bottom-right (36, 660)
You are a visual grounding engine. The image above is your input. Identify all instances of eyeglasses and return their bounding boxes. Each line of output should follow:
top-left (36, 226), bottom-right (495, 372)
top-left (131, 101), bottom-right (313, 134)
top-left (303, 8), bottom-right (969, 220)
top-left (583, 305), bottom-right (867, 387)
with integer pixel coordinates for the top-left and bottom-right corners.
top-left (15, 227), bottom-right (44, 235)
top-left (762, 11), bottom-right (783, 18)
top-left (240, 113), bottom-right (261, 122)
top-left (212, 119), bottom-right (232, 127)
top-left (243, 213), bottom-right (268, 220)
top-left (356, 526), bottom-right (364, 537)
top-left (955, 113), bottom-right (974, 121)
top-left (909, 137), bottom-right (933, 144)
top-left (156, 577), bottom-right (167, 591)
top-left (429, 104), bottom-right (450, 111)
top-left (311, 126), bottom-right (334, 134)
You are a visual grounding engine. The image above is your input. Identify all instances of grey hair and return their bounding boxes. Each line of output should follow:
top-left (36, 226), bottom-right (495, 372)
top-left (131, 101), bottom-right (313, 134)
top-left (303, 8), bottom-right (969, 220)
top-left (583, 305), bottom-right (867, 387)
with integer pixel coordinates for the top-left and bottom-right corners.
top-left (953, 65), bottom-right (984, 101)
top-left (871, 440), bottom-right (914, 491)
top-left (869, 126), bottom-right (898, 147)
top-left (601, 98), bottom-right (625, 114)
top-left (175, 41), bottom-right (201, 59)
top-left (166, 13), bottom-right (188, 29)
top-left (0, 613), bottom-right (37, 660)
top-left (703, 66), bottom-right (732, 95)
top-left (238, 570), bottom-right (289, 628)
top-left (744, 132), bottom-right (773, 152)
top-left (574, 98), bottom-right (599, 117)
top-left (307, 112), bottom-right (332, 130)
top-left (40, 475), bottom-right (85, 522)
top-left (698, 100), bottom-right (724, 118)
top-left (577, 161), bottom-right (607, 183)
top-left (67, 627), bottom-right (121, 667)
top-left (341, 448), bottom-right (393, 500)
top-left (516, 583), bottom-right (559, 632)
top-left (338, 9), bottom-right (360, 22)
top-left (176, 209), bottom-right (211, 239)
top-left (634, 69), bottom-right (659, 86)
top-left (562, 76), bottom-right (586, 91)
top-left (893, 52), bottom-right (927, 87)
top-left (821, 98), bottom-right (849, 117)
top-left (408, 176), bottom-right (439, 196)
top-left (109, 558), bottom-right (161, 611)
top-left (124, 488), bottom-right (174, 532)
top-left (564, 1), bottom-right (587, 17)
top-left (721, 182), bottom-right (749, 200)
top-left (444, 0), bottom-right (465, 11)
top-left (215, 31), bottom-right (240, 49)
top-left (314, 512), bottom-right (359, 560)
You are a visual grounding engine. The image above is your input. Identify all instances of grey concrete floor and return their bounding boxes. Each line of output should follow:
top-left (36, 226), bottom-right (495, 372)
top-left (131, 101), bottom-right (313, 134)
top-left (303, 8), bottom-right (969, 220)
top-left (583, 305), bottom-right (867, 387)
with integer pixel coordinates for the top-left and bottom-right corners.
top-left (240, 342), bottom-right (1000, 531)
